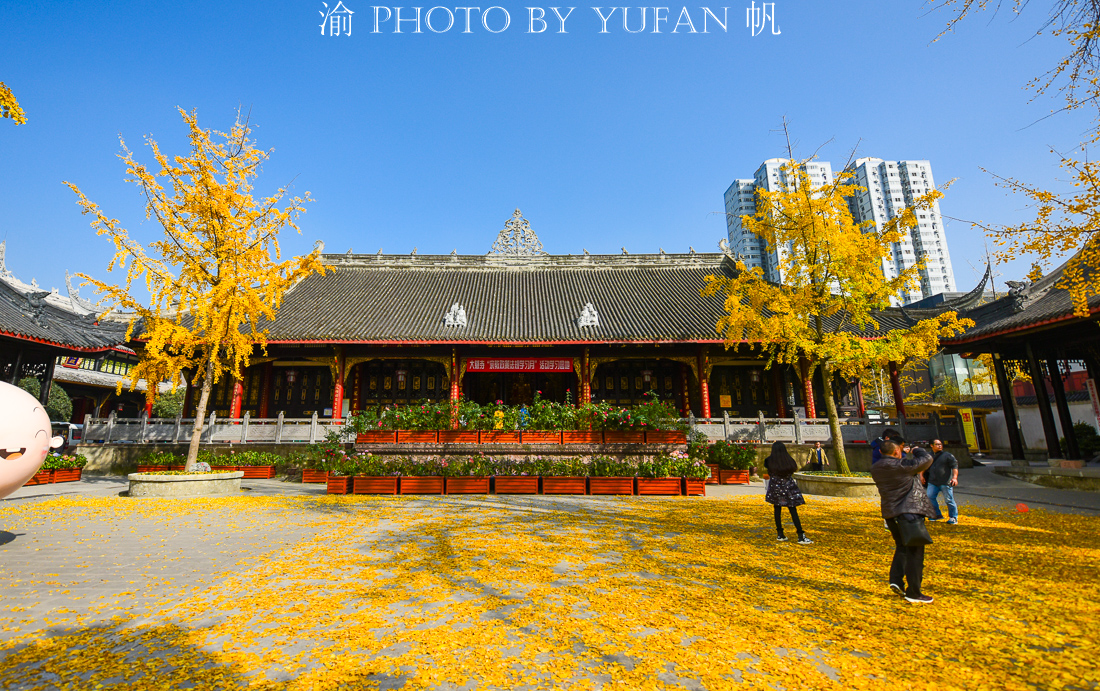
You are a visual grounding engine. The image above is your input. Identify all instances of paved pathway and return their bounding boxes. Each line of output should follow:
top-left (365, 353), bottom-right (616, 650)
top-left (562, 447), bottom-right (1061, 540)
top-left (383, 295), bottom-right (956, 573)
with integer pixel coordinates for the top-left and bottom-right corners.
top-left (6, 466), bottom-right (1096, 515)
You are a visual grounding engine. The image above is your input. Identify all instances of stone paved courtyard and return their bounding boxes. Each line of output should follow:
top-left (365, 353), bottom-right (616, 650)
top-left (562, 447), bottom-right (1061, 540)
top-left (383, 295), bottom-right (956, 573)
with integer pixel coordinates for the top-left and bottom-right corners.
top-left (0, 474), bottom-right (1096, 690)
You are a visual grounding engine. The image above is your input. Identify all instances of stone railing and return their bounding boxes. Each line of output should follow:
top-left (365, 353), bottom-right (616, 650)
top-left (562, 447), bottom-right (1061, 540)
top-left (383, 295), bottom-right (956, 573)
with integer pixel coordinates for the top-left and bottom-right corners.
top-left (81, 412), bottom-right (349, 445)
top-left (686, 410), bottom-right (964, 446)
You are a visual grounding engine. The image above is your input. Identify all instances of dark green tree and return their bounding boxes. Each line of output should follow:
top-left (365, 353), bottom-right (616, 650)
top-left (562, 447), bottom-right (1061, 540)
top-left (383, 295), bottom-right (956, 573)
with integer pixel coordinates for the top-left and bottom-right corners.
top-left (18, 377), bottom-right (73, 422)
top-left (152, 388), bottom-right (186, 418)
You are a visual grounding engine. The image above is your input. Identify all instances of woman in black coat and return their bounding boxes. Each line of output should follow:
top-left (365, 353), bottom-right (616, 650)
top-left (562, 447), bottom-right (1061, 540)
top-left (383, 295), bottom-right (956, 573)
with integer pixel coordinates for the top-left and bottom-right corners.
top-left (764, 441), bottom-right (811, 544)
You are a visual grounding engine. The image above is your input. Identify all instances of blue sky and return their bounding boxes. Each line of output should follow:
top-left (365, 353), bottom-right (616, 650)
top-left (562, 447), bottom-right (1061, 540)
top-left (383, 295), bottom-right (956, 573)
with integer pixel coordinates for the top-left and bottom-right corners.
top-left (0, 0), bottom-right (1089, 297)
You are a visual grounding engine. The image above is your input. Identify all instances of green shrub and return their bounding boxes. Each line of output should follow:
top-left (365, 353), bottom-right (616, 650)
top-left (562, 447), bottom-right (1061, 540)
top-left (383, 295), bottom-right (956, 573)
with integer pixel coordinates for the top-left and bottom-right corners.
top-left (136, 451), bottom-right (183, 466)
top-left (587, 454), bottom-right (638, 477)
top-left (18, 377), bottom-right (72, 422)
top-left (42, 454), bottom-right (87, 470)
top-left (707, 441), bottom-right (755, 470)
top-left (1064, 422), bottom-right (1100, 459)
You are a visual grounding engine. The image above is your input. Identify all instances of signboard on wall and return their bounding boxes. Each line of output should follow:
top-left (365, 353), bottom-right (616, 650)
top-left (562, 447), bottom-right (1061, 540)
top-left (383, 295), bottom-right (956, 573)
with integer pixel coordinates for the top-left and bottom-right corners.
top-left (466, 358), bottom-right (573, 373)
top-left (959, 408), bottom-right (978, 452)
top-left (1087, 378), bottom-right (1100, 429)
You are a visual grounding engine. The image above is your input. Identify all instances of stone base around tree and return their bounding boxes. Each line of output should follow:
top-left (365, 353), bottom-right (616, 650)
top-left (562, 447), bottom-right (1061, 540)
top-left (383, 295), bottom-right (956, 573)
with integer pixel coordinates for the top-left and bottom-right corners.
top-left (127, 471), bottom-right (244, 498)
top-left (792, 472), bottom-right (879, 498)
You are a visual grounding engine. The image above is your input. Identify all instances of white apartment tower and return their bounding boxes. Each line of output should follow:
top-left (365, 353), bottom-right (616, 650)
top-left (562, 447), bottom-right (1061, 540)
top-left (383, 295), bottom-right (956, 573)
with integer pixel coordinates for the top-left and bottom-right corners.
top-left (723, 158), bottom-right (834, 283)
top-left (843, 158), bottom-right (956, 303)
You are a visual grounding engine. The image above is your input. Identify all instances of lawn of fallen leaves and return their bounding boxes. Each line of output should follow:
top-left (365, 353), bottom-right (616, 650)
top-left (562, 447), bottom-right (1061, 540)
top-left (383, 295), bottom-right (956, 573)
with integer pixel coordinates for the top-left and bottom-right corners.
top-left (0, 494), bottom-right (1095, 690)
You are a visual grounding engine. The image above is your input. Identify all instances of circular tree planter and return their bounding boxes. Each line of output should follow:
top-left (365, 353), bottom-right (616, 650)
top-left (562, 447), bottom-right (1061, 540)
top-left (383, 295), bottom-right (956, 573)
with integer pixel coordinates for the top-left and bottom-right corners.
top-left (793, 472), bottom-right (879, 498)
top-left (127, 471), bottom-right (244, 498)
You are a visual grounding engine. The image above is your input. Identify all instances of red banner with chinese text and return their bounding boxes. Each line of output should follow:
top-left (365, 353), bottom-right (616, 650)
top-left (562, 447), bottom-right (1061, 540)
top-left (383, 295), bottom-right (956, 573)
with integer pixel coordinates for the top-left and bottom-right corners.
top-left (466, 358), bottom-right (573, 373)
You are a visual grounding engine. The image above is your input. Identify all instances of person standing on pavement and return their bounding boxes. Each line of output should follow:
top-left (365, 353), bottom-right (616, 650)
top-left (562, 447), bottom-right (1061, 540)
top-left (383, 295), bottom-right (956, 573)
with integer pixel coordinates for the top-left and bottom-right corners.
top-left (871, 428), bottom-right (902, 465)
top-left (870, 439), bottom-right (937, 604)
top-left (764, 441), bottom-right (812, 544)
top-left (807, 441), bottom-right (827, 471)
top-left (926, 439), bottom-right (959, 524)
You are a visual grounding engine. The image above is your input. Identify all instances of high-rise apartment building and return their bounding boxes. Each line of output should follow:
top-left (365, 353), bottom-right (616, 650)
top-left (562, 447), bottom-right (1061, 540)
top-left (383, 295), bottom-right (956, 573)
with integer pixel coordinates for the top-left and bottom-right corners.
top-left (723, 158), bottom-right (833, 283)
top-left (723, 157), bottom-right (955, 303)
top-left (843, 158), bottom-right (955, 303)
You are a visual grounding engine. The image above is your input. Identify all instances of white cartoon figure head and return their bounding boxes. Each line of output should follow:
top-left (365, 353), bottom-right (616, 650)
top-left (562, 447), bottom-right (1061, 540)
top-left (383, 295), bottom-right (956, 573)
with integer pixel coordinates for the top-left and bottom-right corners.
top-left (0, 381), bottom-right (64, 498)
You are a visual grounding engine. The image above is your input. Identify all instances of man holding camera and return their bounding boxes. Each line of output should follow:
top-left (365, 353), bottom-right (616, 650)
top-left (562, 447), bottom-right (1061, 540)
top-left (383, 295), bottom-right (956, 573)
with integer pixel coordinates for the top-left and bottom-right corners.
top-left (870, 439), bottom-right (937, 604)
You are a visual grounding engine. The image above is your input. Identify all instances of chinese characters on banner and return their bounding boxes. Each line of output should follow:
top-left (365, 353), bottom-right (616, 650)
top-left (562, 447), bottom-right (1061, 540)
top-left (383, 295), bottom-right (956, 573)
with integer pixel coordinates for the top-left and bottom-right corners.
top-left (746, 2), bottom-right (779, 36)
top-left (319, 1), bottom-right (355, 36)
top-left (466, 358), bottom-right (573, 372)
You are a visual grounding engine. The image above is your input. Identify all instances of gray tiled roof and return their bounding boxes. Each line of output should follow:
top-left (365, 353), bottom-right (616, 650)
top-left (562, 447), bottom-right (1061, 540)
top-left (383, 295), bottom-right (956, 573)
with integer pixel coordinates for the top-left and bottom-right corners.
top-left (260, 253), bottom-right (914, 343)
top-left (0, 278), bottom-right (128, 351)
top-left (943, 253), bottom-right (1099, 344)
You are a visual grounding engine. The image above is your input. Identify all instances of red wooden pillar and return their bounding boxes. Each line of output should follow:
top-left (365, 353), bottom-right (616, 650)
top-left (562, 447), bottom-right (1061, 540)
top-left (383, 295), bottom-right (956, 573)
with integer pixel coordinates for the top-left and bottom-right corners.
top-left (854, 378), bottom-right (867, 418)
top-left (697, 350), bottom-right (711, 419)
top-left (888, 361), bottom-right (906, 420)
top-left (771, 367), bottom-right (786, 417)
top-left (144, 400), bottom-right (154, 417)
top-left (229, 379), bottom-right (243, 419)
top-left (332, 351), bottom-right (345, 422)
top-left (450, 347), bottom-right (460, 429)
top-left (799, 359), bottom-right (816, 419)
top-left (259, 362), bottom-right (272, 418)
top-left (581, 347), bottom-right (591, 404)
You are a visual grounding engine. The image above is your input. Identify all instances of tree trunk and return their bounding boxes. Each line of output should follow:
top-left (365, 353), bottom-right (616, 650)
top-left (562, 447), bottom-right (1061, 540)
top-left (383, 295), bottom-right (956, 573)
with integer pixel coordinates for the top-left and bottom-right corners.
top-left (185, 355), bottom-right (216, 471)
top-left (820, 361), bottom-right (851, 475)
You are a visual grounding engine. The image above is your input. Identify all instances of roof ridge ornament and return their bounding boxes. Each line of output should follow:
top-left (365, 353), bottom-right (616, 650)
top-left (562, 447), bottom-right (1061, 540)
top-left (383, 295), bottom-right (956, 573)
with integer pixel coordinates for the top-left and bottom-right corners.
top-left (489, 209), bottom-right (546, 256)
top-left (443, 302), bottom-right (467, 328)
top-left (576, 302), bottom-right (599, 328)
top-left (65, 271), bottom-right (102, 318)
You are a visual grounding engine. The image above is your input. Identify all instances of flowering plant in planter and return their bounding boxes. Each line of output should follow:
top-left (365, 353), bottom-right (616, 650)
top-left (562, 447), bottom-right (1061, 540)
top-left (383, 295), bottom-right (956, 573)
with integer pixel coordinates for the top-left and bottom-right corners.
top-left (393, 455), bottom-right (446, 477)
top-left (588, 455), bottom-right (638, 477)
top-left (525, 391), bottom-right (578, 430)
top-left (638, 451), bottom-right (690, 478)
top-left (443, 453), bottom-right (494, 477)
top-left (352, 452), bottom-right (401, 476)
top-left (43, 453), bottom-right (88, 470)
top-left (532, 455), bottom-right (588, 476)
top-left (630, 391), bottom-right (687, 432)
top-left (492, 457), bottom-right (540, 476)
top-left (708, 441), bottom-right (755, 470)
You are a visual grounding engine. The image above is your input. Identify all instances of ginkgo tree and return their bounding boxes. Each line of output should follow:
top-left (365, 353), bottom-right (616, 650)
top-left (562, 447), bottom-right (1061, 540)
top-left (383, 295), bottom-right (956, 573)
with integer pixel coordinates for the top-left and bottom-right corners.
top-left (1, 82), bottom-right (26, 125)
top-left (932, 0), bottom-right (1100, 316)
top-left (67, 108), bottom-right (326, 470)
top-left (702, 143), bottom-right (972, 474)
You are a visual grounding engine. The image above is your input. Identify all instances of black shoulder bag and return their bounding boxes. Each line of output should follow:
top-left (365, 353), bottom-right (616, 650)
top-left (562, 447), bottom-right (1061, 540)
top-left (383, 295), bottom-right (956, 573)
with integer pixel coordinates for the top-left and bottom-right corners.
top-left (897, 513), bottom-right (932, 547)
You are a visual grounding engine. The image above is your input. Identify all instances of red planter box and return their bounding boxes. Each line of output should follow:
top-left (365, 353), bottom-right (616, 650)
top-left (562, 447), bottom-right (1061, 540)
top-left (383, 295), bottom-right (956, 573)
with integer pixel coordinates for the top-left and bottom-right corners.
top-left (493, 476), bottom-right (540, 494)
top-left (637, 478), bottom-right (682, 495)
top-left (588, 477), bottom-right (635, 495)
top-left (719, 469), bottom-right (750, 485)
top-left (521, 431), bottom-right (562, 444)
top-left (136, 465), bottom-right (161, 473)
top-left (603, 431), bottom-right (645, 444)
top-left (211, 465), bottom-right (239, 472)
top-left (357, 431), bottom-right (397, 444)
top-left (400, 476), bottom-right (444, 494)
top-left (683, 479), bottom-right (706, 496)
top-left (24, 470), bottom-right (52, 486)
top-left (439, 430), bottom-right (479, 443)
top-left (481, 431), bottom-right (521, 444)
top-left (445, 476), bottom-right (490, 494)
top-left (53, 468), bottom-right (83, 483)
top-left (354, 476), bottom-right (399, 494)
top-left (705, 464), bottom-right (720, 485)
top-left (645, 431), bottom-right (687, 444)
top-left (326, 476), bottom-right (353, 494)
top-left (169, 465), bottom-right (186, 471)
top-left (301, 469), bottom-right (328, 483)
top-left (562, 431), bottom-right (603, 444)
top-left (542, 476), bottom-right (587, 495)
top-left (397, 430), bottom-right (438, 443)
top-left (239, 465), bottom-right (275, 479)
